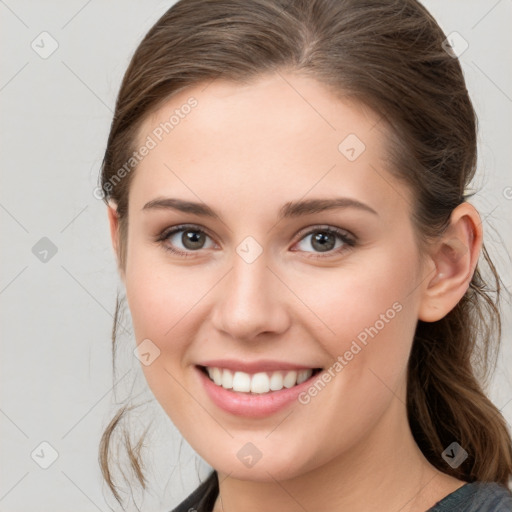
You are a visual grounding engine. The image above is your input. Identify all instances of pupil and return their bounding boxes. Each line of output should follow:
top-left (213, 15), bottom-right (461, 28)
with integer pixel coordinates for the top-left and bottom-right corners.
top-left (312, 232), bottom-right (334, 252)
top-left (183, 230), bottom-right (204, 249)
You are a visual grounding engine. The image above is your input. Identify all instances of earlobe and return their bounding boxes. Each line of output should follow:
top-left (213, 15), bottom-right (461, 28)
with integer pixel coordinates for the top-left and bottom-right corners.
top-left (418, 203), bottom-right (482, 322)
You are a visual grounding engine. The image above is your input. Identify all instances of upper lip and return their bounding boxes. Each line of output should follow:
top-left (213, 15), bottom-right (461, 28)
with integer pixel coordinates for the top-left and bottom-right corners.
top-left (197, 359), bottom-right (322, 374)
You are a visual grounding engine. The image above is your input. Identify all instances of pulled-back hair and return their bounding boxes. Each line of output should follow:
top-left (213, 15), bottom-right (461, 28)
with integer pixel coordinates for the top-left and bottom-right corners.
top-left (98, 0), bottom-right (512, 505)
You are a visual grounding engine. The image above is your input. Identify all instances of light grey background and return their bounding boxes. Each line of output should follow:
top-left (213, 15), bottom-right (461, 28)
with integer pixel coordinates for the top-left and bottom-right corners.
top-left (1, 1), bottom-right (511, 511)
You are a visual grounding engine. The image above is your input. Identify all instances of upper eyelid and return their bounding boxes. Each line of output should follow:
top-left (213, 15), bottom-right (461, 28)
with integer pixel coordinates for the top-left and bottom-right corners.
top-left (295, 224), bottom-right (354, 240)
top-left (158, 223), bottom-right (215, 242)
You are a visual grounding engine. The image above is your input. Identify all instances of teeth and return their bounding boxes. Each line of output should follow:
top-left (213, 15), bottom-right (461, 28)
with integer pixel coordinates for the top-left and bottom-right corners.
top-left (221, 368), bottom-right (233, 389)
top-left (205, 367), bottom-right (314, 394)
top-left (296, 369), bottom-right (310, 384)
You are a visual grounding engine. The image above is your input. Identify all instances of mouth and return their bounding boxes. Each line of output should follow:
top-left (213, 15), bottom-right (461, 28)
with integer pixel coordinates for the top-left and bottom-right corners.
top-left (196, 365), bottom-right (323, 395)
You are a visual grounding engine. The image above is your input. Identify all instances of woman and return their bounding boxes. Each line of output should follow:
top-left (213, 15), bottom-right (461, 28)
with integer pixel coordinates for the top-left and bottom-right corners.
top-left (98, 0), bottom-right (512, 510)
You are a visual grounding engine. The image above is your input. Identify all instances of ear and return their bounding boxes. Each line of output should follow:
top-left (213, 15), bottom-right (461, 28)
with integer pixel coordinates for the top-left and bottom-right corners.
top-left (418, 202), bottom-right (482, 322)
top-left (107, 201), bottom-right (124, 279)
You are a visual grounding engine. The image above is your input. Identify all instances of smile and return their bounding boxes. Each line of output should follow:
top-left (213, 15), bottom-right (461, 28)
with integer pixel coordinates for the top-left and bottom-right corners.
top-left (200, 366), bottom-right (322, 394)
top-left (195, 359), bottom-right (325, 417)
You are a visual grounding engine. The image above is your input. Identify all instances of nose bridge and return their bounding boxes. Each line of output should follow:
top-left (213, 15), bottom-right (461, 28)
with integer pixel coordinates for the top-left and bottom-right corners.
top-left (211, 245), bottom-right (288, 340)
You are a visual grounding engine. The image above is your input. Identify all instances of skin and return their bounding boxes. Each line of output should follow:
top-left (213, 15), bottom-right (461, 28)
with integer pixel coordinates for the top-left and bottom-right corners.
top-left (107, 72), bottom-right (482, 511)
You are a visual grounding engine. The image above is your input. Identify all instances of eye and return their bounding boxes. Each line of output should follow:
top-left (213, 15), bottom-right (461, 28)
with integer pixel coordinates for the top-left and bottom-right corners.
top-left (156, 224), bottom-right (216, 257)
top-left (292, 225), bottom-right (356, 258)
top-left (156, 224), bottom-right (356, 259)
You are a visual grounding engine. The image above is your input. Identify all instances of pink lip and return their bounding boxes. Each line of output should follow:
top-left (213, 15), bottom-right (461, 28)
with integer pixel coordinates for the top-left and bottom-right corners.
top-left (195, 365), bottom-right (322, 418)
top-left (197, 358), bottom-right (319, 374)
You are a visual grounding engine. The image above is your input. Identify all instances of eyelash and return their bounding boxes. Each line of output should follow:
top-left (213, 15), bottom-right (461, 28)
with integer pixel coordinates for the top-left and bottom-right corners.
top-left (155, 224), bottom-right (356, 259)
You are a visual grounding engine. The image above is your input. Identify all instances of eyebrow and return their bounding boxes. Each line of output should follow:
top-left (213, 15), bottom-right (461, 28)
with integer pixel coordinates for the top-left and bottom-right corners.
top-left (142, 196), bottom-right (378, 219)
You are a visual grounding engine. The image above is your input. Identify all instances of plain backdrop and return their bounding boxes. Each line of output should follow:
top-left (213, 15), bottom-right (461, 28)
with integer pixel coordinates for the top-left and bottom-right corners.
top-left (1, 1), bottom-right (511, 510)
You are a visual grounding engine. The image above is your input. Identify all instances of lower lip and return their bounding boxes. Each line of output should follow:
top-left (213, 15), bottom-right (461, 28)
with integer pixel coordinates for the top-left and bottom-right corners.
top-left (195, 366), bottom-right (321, 418)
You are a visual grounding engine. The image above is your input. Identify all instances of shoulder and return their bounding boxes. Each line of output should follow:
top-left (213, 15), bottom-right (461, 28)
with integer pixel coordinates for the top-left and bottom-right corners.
top-left (169, 471), bottom-right (219, 512)
top-left (428, 481), bottom-right (512, 512)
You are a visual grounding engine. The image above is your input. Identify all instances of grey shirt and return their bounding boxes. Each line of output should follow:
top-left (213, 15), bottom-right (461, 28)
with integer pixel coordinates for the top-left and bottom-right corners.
top-left (427, 481), bottom-right (512, 511)
top-left (170, 472), bottom-right (512, 512)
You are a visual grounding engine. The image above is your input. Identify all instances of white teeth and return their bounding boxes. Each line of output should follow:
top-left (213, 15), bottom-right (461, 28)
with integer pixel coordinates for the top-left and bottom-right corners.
top-left (211, 367), bottom-right (222, 386)
top-left (232, 371), bottom-right (251, 392)
top-left (221, 368), bottom-right (233, 389)
top-left (204, 367), bottom-right (314, 394)
top-left (269, 372), bottom-right (284, 391)
top-left (283, 370), bottom-right (297, 388)
top-left (296, 369), bottom-right (310, 384)
top-left (250, 372), bottom-right (269, 394)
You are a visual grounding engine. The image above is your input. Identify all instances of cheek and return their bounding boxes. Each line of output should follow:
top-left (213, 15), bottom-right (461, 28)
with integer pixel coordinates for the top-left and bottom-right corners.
top-left (294, 246), bottom-right (419, 347)
top-left (123, 243), bottom-right (220, 407)
top-left (289, 256), bottom-right (419, 456)
top-left (124, 252), bottom-right (203, 424)
top-left (291, 243), bottom-right (421, 416)
top-left (124, 242), bottom-right (202, 340)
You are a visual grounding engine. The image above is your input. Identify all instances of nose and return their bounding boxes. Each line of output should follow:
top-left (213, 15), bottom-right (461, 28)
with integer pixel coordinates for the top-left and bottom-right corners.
top-left (210, 250), bottom-right (290, 342)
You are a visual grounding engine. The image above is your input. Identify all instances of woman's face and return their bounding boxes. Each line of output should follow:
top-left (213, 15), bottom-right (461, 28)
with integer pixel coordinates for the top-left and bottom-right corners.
top-left (116, 72), bottom-right (431, 481)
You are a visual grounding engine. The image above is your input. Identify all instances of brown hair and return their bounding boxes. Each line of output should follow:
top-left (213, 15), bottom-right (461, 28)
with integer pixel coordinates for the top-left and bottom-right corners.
top-left (98, 0), bottom-right (512, 505)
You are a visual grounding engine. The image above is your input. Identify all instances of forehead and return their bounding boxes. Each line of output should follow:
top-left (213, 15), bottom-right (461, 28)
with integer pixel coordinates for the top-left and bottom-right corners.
top-left (130, 72), bottom-right (410, 221)
top-left (137, 72), bottom-right (382, 155)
